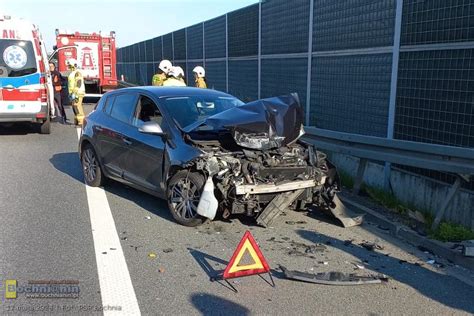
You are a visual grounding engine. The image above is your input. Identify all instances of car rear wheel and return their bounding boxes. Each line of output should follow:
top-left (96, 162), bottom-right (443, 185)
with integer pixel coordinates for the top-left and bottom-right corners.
top-left (81, 144), bottom-right (104, 187)
top-left (167, 171), bottom-right (205, 227)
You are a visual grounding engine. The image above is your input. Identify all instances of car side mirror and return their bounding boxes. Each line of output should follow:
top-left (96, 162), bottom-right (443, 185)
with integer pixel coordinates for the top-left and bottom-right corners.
top-left (138, 121), bottom-right (166, 136)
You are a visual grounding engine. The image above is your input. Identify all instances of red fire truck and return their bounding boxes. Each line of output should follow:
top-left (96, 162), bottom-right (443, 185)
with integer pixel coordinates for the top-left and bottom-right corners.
top-left (52, 30), bottom-right (117, 96)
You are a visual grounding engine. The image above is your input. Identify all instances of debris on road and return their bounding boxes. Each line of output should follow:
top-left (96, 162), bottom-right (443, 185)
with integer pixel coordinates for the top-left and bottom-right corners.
top-left (163, 248), bottom-right (173, 253)
top-left (130, 245), bottom-right (141, 252)
top-left (417, 245), bottom-right (433, 255)
top-left (287, 241), bottom-right (327, 257)
top-left (344, 239), bottom-right (354, 246)
top-left (360, 241), bottom-right (384, 251)
top-left (280, 266), bottom-right (388, 285)
top-left (285, 220), bottom-right (308, 226)
top-left (148, 252), bottom-right (157, 259)
top-left (144, 216), bottom-right (152, 220)
top-left (327, 195), bottom-right (364, 228)
top-left (159, 268), bottom-right (165, 273)
top-left (352, 263), bottom-right (366, 270)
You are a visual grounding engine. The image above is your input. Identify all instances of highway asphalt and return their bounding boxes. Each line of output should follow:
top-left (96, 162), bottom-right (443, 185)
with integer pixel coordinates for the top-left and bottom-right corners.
top-left (0, 105), bottom-right (473, 315)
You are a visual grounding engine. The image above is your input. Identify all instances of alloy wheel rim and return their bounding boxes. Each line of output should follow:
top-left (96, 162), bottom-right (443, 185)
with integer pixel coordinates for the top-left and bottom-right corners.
top-left (170, 178), bottom-right (200, 220)
top-left (83, 149), bottom-right (97, 183)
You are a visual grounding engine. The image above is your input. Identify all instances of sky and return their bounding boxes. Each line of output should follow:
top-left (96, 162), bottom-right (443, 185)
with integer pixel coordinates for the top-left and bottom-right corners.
top-left (1, 0), bottom-right (258, 51)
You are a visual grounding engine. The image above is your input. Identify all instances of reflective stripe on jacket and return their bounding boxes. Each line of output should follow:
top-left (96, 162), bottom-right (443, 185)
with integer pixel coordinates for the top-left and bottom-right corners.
top-left (152, 73), bottom-right (167, 86)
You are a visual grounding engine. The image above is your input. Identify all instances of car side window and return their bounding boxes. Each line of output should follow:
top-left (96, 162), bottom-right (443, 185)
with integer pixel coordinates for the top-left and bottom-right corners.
top-left (109, 93), bottom-right (137, 124)
top-left (132, 95), bottom-right (163, 128)
top-left (103, 95), bottom-right (116, 115)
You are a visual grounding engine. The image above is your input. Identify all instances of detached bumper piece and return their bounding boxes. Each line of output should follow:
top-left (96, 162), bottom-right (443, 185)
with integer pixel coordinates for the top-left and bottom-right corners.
top-left (327, 195), bottom-right (364, 228)
top-left (257, 189), bottom-right (304, 227)
top-left (280, 266), bottom-right (389, 286)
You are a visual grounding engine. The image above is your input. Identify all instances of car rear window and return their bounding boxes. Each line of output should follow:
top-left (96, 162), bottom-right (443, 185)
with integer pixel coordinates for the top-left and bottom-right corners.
top-left (0, 39), bottom-right (37, 77)
top-left (109, 93), bottom-right (136, 124)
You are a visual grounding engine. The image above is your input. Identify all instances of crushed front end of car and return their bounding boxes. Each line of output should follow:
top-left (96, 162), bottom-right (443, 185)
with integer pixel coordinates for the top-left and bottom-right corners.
top-left (180, 94), bottom-right (362, 227)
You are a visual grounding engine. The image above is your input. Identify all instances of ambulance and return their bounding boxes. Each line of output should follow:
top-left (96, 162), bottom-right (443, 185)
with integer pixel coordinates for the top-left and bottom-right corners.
top-left (0, 15), bottom-right (52, 134)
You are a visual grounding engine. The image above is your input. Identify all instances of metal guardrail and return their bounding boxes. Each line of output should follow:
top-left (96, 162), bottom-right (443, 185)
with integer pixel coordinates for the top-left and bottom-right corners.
top-left (303, 127), bottom-right (474, 175)
top-left (303, 127), bottom-right (474, 229)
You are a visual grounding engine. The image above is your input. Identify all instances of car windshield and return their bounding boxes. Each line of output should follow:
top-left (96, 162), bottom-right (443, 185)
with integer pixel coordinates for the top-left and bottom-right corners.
top-left (161, 95), bottom-right (244, 130)
top-left (0, 39), bottom-right (38, 77)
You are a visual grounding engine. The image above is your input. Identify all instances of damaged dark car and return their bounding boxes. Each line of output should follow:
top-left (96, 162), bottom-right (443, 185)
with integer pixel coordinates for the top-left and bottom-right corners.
top-left (79, 87), bottom-right (359, 227)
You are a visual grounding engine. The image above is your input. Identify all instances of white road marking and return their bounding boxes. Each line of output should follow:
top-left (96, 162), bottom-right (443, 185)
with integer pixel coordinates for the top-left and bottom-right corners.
top-left (76, 128), bottom-right (141, 315)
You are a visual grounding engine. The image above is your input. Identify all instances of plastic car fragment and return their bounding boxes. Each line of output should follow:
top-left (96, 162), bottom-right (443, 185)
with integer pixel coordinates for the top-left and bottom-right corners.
top-left (280, 265), bottom-right (389, 286)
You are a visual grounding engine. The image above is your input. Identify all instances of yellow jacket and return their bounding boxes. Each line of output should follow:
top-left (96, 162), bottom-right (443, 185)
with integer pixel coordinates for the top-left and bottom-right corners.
top-left (68, 69), bottom-right (85, 96)
top-left (163, 78), bottom-right (187, 87)
top-left (152, 73), bottom-right (167, 86)
top-left (195, 77), bottom-right (207, 88)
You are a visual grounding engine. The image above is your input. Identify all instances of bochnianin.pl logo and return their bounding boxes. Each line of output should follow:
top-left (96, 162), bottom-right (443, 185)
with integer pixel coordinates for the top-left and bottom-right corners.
top-left (5, 280), bottom-right (80, 299)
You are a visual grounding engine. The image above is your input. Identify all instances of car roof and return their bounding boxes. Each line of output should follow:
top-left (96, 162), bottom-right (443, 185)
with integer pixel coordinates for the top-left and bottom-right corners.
top-left (109, 86), bottom-right (235, 99)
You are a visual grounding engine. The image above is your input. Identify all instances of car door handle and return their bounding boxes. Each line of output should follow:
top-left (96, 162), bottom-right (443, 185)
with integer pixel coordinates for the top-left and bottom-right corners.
top-left (122, 137), bottom-right (132, 146)
top-left (95, 126), bottom-right (104, 132)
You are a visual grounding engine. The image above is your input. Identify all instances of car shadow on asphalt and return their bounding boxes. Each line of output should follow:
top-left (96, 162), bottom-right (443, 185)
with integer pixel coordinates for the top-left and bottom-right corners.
top-left (50, 152), bottom-right (176, 224)
top-left (190, 293), bottom-right (250, 315)
top-left (0, 122), bottom-right (36, 135)
top-left (50, 152), bottom-right (84, 182)
top-left (296, 229), bottom-right (474, 313)
top-left (105, 180), bottom-right (176, 224)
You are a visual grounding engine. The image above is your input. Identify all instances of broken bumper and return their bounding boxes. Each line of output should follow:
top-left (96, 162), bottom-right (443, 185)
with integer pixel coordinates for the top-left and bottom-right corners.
top-left (235, 179), bottom-right (317, 195)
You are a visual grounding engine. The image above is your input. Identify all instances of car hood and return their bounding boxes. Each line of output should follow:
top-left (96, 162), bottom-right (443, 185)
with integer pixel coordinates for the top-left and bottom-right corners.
top-left (184, 93), bottom-right (304, 150)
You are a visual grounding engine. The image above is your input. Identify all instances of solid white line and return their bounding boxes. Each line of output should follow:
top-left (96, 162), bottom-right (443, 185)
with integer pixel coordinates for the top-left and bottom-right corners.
top-left (76, 128), bottom-right (141, 315)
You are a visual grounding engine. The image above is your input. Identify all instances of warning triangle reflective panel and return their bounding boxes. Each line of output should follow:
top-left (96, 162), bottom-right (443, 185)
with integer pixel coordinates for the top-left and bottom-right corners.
top-left (223, 231), bottom-right (270, 279)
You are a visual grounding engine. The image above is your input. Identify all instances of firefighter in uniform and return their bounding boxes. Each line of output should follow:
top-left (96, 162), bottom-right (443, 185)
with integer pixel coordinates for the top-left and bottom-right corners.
top-left (162, 66), bottom-right (187, 87)
top-left (192, 66), bottom-right (207, 89)
top-left (152, 59), bottom-right (172, 86)
top-left (67, 59), bottom-right (86, 126)
top-left (174, 66), bottom-right (186, 84)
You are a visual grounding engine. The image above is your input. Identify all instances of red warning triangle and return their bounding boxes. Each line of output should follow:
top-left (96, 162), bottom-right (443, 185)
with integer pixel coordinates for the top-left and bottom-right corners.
top-left (223, 231), bottom-right (270, 279)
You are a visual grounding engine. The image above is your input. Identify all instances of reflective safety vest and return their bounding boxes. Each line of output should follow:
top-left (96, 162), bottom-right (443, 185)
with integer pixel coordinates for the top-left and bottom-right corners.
top-left (68, 69), bottom-right (85, 96)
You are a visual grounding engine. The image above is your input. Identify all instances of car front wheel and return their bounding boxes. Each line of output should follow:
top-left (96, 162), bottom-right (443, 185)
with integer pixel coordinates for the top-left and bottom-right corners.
top-left (167, 170), bottom-right (205, 227)
top-left (81, 144), bottom-right (104, 187)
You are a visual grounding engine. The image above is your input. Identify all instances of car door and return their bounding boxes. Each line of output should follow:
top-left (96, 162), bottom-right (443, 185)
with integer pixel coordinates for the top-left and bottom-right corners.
top-left (121, 93), bottom-right (166, 193)
top-left (95, 92), bottom-right (138, 178)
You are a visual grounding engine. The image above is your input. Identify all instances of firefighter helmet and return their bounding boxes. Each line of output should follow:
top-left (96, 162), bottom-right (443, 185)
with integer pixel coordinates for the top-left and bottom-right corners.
top-left (66, 58), bottom-right (78, 68)
top-left (169, 66), bottom-right (184, 79)
top-left (159, 59), bottom-right (172, 74)
top-left (193, 66), bottom-right (205, 78)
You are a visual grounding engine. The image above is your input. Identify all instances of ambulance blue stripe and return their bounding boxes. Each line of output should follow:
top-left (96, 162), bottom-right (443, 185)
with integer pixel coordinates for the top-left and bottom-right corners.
top-left (0, 73), bottom-right (41, 88)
